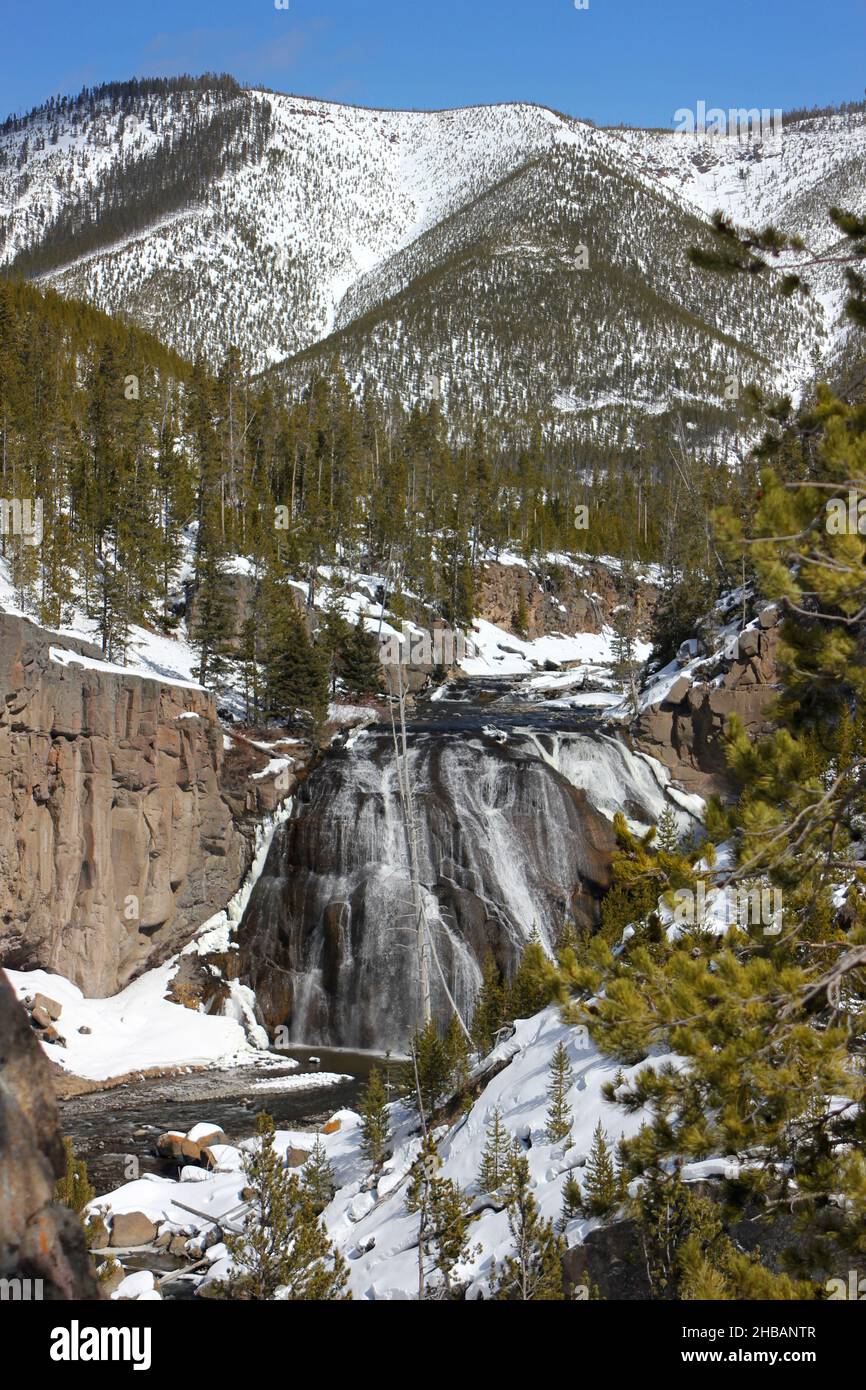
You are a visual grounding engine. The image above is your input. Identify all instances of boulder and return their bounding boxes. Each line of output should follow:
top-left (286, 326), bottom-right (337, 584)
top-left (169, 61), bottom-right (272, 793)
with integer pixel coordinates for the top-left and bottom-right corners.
top-left (109, 1211), bottom-right (158, 1248)
top-left (662, 675), bottom-right (692, 707)
top-left (32, 993), bottom-right (62, 1021)
top-left (186, 1123), bottom-right (226, 1149)
top-left (30, 1005), bottom-right (52, 1029)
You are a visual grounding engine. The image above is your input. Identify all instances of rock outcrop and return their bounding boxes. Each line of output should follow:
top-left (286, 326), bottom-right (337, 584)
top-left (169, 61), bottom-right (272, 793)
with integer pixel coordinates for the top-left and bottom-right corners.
top-left (0, 968), bottom-right (98, 1298)
top-left (634, 606), bottom-right (781, 798)
top-left (477, 558), bottom-right (658, 643)
top-left (0, 613), bottom-right (254, 996)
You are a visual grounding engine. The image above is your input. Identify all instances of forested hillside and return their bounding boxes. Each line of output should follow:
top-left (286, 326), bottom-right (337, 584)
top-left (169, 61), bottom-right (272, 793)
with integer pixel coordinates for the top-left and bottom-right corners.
top-left (0, 276), bottom-right (741, 713)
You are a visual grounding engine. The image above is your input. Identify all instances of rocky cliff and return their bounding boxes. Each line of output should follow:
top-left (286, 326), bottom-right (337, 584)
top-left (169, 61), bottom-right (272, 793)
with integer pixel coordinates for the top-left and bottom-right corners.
top-left (0, 613), bottom-right (254, 997)
top-left (0, 968), bottom-right (98, 1298)
top-left (477, 558), bottom-right (658, 643)
top-left (633, 606), bottom-right (781, 798)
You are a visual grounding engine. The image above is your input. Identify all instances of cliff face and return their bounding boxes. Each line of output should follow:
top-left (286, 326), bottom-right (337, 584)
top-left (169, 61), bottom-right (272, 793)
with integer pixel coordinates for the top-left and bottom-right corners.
top-left (477, 558), bottom-right (658, 644)
top-left (634, 607), bottom-right (782, 798)
top-left (0, 969), bottom-right (98, 1298)
top-left (0, 613), bottom-right (250, 997)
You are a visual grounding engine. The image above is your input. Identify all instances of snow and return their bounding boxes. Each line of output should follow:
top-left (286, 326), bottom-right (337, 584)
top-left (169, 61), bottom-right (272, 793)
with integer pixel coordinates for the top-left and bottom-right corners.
top-left (89, 1007), bottom-right (683, 1300)
top-left (250, 1072), bottom-right (352, 1093)
top-left (49, 645), bottom-right (204, 691)
top-left (5, 963), bottom-right (264, 1081)
top-left (461, 617), bottom-right (651, 677)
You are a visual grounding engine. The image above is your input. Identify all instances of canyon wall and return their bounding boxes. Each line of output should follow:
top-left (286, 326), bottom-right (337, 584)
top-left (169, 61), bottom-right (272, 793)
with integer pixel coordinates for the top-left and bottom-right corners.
top-left (634, 606), bottom-right (782, 798)
top-left (0, 613), bottom-right (254, 997)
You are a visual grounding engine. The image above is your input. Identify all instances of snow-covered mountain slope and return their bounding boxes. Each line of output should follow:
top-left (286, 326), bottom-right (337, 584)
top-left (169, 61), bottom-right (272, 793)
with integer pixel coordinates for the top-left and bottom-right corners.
top-left (614, 112), bottom-right (866, 376)
top-left (2, 82), bottom-right (863, 434)
top-left (1, 86), bottom-right (586, 369)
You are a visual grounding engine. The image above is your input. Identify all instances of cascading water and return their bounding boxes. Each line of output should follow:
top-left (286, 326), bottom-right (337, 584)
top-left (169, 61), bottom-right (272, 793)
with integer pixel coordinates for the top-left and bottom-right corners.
top-left (236, 727), bottom-right (620, 1050)
top-left (235, 697), bottom-right (699, 1052)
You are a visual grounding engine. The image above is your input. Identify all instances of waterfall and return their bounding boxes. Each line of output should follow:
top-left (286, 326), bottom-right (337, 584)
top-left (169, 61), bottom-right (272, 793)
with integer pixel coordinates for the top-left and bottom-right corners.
top-left (235, 727), bottom-right (621, 1051)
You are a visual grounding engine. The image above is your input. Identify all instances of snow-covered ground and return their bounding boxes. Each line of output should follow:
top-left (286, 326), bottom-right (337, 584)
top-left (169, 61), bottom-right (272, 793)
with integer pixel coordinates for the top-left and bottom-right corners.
top-left (6, 964), bottom-right (265, 1081)
top-left (90, 1005), bottom-right (678, 1300)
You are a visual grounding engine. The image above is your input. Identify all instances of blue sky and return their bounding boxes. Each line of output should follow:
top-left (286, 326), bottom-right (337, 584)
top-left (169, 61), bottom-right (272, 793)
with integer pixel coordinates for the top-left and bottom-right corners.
top-left (3, 0), bottom-right (865, 127)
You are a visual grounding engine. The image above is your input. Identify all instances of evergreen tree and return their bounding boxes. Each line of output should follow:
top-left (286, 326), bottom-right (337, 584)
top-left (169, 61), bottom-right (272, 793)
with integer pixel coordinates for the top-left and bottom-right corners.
top-left (359, 1065), bottom-right (391, 1168)
top-left (508, 931), bottom-right (560, 1020)
top-left (581, 1122), bottom-right (620, 1217)
top-left (477, 1107), bottom-right (512, 1195)
top-left (339, 612), bottom-right (382, 699)
top-left (301, 1135), bottom-right (336, 1216)
top-left (224, 1113), bottom-right (350, 1301)
top-left (405, 1020), bottom-right (452, 1120)
top-left (406, 1133), bottom-right (473, 1299)
top-left (494, 1147), bottom-right (567, 1301)
top-left (471, 954), bottom-right (508, 1056)
top-left (544, 1041), bottom-right (574, 1144)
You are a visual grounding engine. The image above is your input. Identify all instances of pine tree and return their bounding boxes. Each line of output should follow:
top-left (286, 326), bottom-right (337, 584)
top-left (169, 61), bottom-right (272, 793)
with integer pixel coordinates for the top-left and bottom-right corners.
top-left (406, 1133), bottom-right (473, 1299)
top-left (494, 1148), bottom-right (567, 1301)
top-left (508, 931), bottom-right (560, 1020)
top-left (471, 954), bottom-right (507, 1056)
top-left (581, 1122), bottom-right (620, 1217)
top-left (339, 612), bottom-right (382, 699)
top-left (544, 1041), bottom-right (574, 1144)
top-left (224, 1113), bottom-right (350, 1301)
top-left (655, 806), bottom-right (681, 854)
top-left (54, 1135), bottom-right (95, 1214)
top-left (359, 1065), bottom-right (391, 1168)
top-left (301, 1135), bottom-right (336, 1216)
top-left (560, 1173), bottom-right (583, 1228)
top-left (478, 1107), bottom-right (512, 1195)
top-left (405, 1020), bottom-right (452, 1120)
top-left (444, 1012), bottom-right (471, 1094)
top-left (263, 580), bottom-right (329, 731)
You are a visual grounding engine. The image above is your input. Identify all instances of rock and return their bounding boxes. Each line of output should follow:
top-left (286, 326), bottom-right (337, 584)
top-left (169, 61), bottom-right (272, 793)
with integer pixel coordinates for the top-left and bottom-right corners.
top-left (349, 1190), bottom-right (376, 1223)
top-left (109, 1211), bottom-right (158, 1248)
top-left (635, 623), bottom-right (780, 798)
top-left (286, 1147), bottom-right (312, 1168)
top-left (736, 627), bottom-right (761, 659)
top-left (662, 675), bottom-right (692, 706)
top-left (32, 993), bottom-right (62, 1021)
top-left (156, 1131), bottom-right (188, 1161)
top-left (96, 1259), bottom-right (125, 1295)
top-left (186, 1123), bottom-right (226, 1148)
top-left (115, 1270), bottom-right (156, 1301)
top-left (0, 971), bottom-right (98, 1298)
top-left (154, 1229), bottom-right (173, 1250)
top-left (758, 604), bottom-right (780, 629)
top-left (180, 1165), bottom-right (211, 1183)
top-left (78, 1025), bottom-right (91, 1035)
top-left (321, 1119), bottom-right (342, 1136)
top-left (30, 1005), bottom-right (52, 1029)
top-left (0, 611), bottom-right (252, 995)
top-left (168, 1234), bottom-right (189, 1256)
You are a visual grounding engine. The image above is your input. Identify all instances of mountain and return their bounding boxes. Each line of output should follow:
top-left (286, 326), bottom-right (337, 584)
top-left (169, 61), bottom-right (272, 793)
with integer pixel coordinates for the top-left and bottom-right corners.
top-left (1, 79), bottom-right (864, 444)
